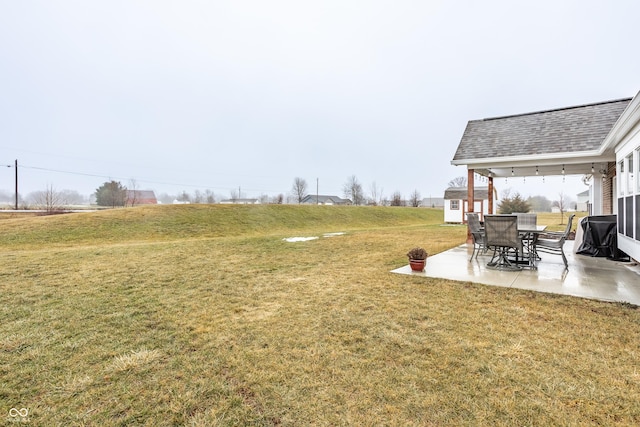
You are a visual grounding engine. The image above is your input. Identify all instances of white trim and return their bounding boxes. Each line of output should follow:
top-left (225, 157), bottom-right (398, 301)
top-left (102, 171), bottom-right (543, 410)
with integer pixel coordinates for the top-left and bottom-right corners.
top-left (603, 90), bottom-right (640, 152)
top-left (451, 150), bottom-right (611, 167)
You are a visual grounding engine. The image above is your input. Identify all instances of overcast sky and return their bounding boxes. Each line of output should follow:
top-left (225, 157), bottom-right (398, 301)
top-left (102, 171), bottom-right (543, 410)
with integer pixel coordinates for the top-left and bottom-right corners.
top-left (1, 0), bottom-right (639, 202)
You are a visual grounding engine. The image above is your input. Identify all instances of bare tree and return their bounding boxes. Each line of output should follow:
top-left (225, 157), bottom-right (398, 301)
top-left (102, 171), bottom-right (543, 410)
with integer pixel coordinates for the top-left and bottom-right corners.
top-left (409, 189), bottom-right (421, 207)
top-left (156, 192), bottom-right (174, 204)
top-left (193, 190), bottom-right (203, 204)
top-left (205, 189), bottom-right (216, 204)
top-left (291, 177), bottom-right (308, 204)
top-left (229, 189), bottom-right (239, 201)
top-left (343, 175), bottom-right (364, 205)
top-left (126, 179), bottom-right (139, 207)
top-left (448, 176), bottom-right (467, 187)
top-left (390, 191), bottom-right (404, 206)
top-left (177, 191), bottom-right (191, 203)
top-left (59, 189), bottom-right (86, 205)
top-left (30, 185), bottom-right (67, 213)
top-left (555, 191), bottom-right (567, 224)
top-left (272, 194), bottom-right (284, 204)
top-left (368, 181), bottom-right (383, 206)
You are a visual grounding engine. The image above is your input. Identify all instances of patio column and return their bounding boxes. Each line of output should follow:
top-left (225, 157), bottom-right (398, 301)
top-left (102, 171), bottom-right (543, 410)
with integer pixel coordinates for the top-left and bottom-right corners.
top-left (488, 175), bottom-right (494, 214)
top-left (467, 169), bottom-right (475, 243)
top-left (592, 176), bottom-right (603, 216)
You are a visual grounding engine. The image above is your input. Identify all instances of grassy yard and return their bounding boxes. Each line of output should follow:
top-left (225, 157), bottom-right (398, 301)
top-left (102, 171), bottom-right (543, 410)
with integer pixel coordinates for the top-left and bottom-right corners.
top-left (1, 205), bottom-right (638, 426)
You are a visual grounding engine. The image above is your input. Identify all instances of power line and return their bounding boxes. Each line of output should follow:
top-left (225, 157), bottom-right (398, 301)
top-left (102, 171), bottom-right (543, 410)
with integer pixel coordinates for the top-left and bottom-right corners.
top-left (18, 164), bottom-right (287, 194)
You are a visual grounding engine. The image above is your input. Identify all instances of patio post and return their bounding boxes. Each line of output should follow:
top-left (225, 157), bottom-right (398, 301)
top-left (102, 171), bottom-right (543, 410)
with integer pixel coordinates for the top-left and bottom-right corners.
top-left (467, 169), bottom-right (475, 243)
top-left (488, 175), bottom-right (494, 214)
top-left (592, 174), bottom-right (603, 215)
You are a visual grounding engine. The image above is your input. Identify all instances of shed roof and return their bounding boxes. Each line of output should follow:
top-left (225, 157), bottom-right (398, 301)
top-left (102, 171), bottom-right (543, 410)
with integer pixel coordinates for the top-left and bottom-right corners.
top-left (444, 187), bottom-right (490, 200)
top-left (126, 190), bottom-right (156, 199)
top-left (452, 98), bottom-right (632, 163)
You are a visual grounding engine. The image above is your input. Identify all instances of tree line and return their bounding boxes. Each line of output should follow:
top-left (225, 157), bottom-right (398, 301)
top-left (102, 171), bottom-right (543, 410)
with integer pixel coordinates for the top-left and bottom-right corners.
top-left (1, 175), bottom-right (429, 211)
top-left (291, 175), bottom-right (423, 207)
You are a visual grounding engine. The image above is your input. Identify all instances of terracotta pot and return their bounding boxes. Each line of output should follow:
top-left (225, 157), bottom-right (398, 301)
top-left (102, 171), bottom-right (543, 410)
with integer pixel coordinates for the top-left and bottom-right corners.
top-left (409, 259), bottom-right (426, 272)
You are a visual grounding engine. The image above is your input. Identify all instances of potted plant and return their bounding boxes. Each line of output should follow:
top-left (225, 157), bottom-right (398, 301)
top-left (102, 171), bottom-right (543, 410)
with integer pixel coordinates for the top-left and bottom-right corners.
top-left (407, 247), bottom-right (428, 272)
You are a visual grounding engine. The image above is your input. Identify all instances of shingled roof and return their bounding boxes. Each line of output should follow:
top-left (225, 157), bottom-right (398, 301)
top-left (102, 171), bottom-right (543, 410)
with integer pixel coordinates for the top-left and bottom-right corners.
top-left (452, 98), bottom-right (632, 162)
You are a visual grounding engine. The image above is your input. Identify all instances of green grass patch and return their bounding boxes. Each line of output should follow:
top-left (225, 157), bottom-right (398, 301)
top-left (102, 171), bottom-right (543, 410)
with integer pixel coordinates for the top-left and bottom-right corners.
top-left (0, 205), bottom-right (638, 425)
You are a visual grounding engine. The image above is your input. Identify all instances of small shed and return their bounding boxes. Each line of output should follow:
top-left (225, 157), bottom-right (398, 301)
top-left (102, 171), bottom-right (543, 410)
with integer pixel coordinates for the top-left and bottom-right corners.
top-left (444, 186), bottom-right (494, 224)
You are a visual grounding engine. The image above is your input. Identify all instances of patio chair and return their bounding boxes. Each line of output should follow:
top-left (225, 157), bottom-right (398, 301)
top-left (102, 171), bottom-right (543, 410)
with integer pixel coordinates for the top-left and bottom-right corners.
top-left (466, 213), bottom-right (486, 261)
top-left (534, 214), bottom-right (575, 268)
top-left (484, 215), bottom-right (523, 271)
top-left (515, 212), bottom-right (538, 260)
top-left (515, 213), bottom-right (537, 229)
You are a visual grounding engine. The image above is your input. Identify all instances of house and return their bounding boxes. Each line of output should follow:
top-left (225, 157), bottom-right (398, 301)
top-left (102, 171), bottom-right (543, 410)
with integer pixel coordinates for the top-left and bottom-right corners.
top-left (576, 189), bottom-right (590, 212)
top-left (444, 187), bottom-right (495, 223)
top-left (300, 195), bottom-right (351, 205)
top-left (600, 92), bottom-right (640, 262)
top-left (219, 198), bottom-right (260, 205)
top-left (125, 190), bottom-right (157, 206)
top-left (421, 197), bottom-right (445, 209)
top-left (451, 92), bottom-right (640, 261)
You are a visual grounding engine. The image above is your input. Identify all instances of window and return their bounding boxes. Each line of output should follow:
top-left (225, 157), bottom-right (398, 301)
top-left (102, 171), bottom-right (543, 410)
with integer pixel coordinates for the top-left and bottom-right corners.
top-left (450, 200), bottom-right (459, 210)
top-left (636, 148), bottom-right (640, 193)
top-left (628, 154), bottom-right (634, 195)
top-left (619, 160), bottom-right (625, 196)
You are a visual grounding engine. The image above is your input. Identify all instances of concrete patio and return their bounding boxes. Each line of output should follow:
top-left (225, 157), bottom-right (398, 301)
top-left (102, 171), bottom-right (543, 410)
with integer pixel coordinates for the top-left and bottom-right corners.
top-left (392, 242), bottom-right (640, 306)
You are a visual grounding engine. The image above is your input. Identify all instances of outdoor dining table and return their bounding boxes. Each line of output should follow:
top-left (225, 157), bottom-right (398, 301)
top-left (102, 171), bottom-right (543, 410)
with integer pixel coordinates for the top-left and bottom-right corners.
top-left (518, 225), bottom-right (547, 267)
top-left (481, 224), bottom-right (547, 269)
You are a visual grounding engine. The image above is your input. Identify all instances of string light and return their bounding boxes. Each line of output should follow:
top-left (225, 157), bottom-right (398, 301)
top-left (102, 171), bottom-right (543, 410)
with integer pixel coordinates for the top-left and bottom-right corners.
top-left (591, 163), bottom-right (595, 173)
top-left (562, 164), bottom-right (565, 174)
top-left (511, 167), bottom-right (514, 176)
top-left (536, 166), bottom-right (539, 175)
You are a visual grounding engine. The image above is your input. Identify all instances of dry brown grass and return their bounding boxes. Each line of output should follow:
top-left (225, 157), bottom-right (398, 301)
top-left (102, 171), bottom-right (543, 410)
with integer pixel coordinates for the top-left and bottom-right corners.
top-left (0, 206), bottom-right (638, 425)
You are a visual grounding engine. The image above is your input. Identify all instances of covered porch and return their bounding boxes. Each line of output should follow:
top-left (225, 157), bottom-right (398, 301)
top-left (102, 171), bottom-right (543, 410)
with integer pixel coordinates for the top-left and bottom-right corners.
top-left (392, 242), bottom-right (640, 305)
top-left (451, 98), bottom-right (632, 223)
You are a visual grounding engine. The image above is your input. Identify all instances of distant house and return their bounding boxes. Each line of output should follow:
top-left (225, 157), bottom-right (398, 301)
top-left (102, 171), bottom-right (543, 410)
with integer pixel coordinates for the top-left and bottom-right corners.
top-left (301, 195), bottom-right (351, 205)
top-left (219, 198), bottom-right (260, 205)
top-left (126, 190), bottom-right (157, 206)
top-left (576, 189), bottom-right (590, 212)
top-left (444, 186), bottom-right (495, 223)
top-left (420, 197), bottom-right (445, 209)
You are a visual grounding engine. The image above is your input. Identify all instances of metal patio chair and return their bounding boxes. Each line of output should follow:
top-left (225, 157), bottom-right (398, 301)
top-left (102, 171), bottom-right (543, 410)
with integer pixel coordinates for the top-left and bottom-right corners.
top-left (484, 215), bottom-right (524, 271)
top-left (467, 213), bottom-right (486, 261)
top-left (515, 213), bottom-right (537, 229)
top-left (534, 214), bottom-right (575, 268)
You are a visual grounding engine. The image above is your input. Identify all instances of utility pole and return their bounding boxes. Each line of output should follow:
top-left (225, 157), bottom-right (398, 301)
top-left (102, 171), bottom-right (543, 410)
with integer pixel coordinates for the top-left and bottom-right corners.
top-left (14, 160), bottom-right (18, 210)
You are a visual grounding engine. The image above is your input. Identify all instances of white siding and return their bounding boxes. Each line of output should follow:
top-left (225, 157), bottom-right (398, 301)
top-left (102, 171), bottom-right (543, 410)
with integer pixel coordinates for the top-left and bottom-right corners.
top-left (615, 110), bottom-right (640, 261)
